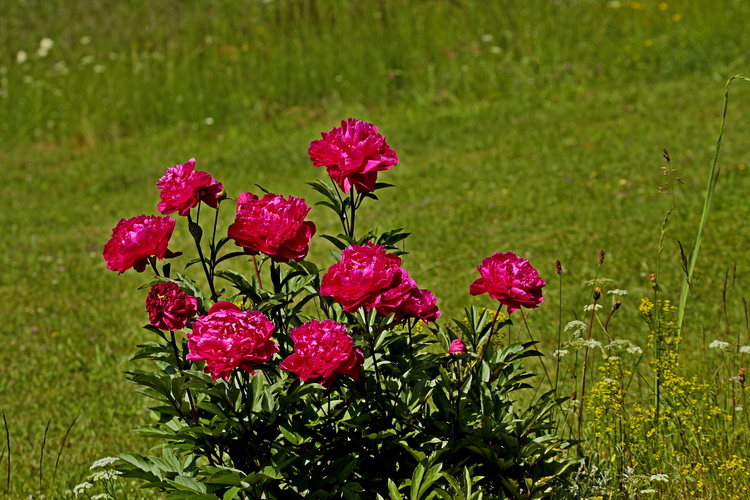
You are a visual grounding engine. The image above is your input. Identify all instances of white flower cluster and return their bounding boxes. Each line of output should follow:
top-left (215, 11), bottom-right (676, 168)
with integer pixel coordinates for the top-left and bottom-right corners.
top-left (607, 339), bottom-right (643, 355)
top-left (564, 320), bottom-right (588, 337)
top-left (649, 474), bottom-right (669, 483)
top-left (583, 304), bottom-right (603, 312)
top-left (607, 289), bottom-right (629, 296)
top-left (709, 340), bottom-right (730, 351)
top-left (90, 456), bottom-right (118, 469)
top-left (584, 277), bottom-right (613, 287)
top-left (552, 349), bottom-right (570, 358)
top-left (740, 345), bottom-right (750, 354)
top-left (584, 339), bottom-right (602, 349)
top-left (73, 482), bottom-right (93, 497)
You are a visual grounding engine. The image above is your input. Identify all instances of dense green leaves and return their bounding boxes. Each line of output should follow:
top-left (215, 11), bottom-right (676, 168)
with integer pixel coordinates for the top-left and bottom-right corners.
top-left (117, 171), bottom-right (577, 499)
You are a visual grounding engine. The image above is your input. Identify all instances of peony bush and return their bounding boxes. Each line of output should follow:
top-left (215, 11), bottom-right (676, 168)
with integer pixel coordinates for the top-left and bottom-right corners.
top-left (103, 118), bottom-right (577, 499)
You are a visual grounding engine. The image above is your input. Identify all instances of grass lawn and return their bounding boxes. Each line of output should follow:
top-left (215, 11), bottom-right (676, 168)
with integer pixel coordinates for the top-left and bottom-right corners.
top-left (3, 1), bottom-right (750, 498)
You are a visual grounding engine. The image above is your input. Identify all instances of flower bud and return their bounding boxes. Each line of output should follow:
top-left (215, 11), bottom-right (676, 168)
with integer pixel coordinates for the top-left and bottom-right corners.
top-left (449, 338), bottom-right (468, 356)
top-left (555, 259), bottom-right (563, 275)
top-left (593, 287), bottom-right (602, 301)
top-left (598, 249), bottom-right (605, 265)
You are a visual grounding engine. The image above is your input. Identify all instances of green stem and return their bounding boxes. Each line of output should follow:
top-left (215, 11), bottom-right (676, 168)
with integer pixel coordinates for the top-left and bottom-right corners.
top-left (478, 303), bottom-right (504, 368)
top-left (187, 214), bottom-right (218, 301)
top-left (348, 187), bottom-right (356, 237)
top-left (577, 294), bottom-right (599, 441)
top-left (676, 75), bottom-right (750, 337)
top-left (252, 255), bottom-right (264, 290)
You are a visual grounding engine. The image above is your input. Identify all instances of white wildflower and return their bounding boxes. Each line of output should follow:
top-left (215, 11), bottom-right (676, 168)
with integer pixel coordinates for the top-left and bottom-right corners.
top-left (640, 489), bottom-right (657, 495)
top-left (583, 304), bottom-right (603, 312)
top-left (584, 339), bottom-right (602, 349)
top-left (90, 456), bottom-right (118, 469)
top-left (552, 349), bottom-right (569, 358)
top-left (649, 473), bottom-right (669, 483)
top-left (627, 345), bottom-right (643, 355)
top-left (607, 289), bottom-right (628, 296)
top-left (709, 340), bottom-right (730, 351)
top-left (584, 277), bottom-right (613, 287)
top-left (91, 494), bottom-right (111, 500)
top-left (564, 320), bottom-right (588, 337)
top-left (89, 469), bottom-right (121, 482)
top-left (16, 51), bottom-right (28, 64)
top-left (739, 346), bottom-right (750, 354)
top-left (736, 406), bottom-right (744, 412)
top-left (480, 34), bottom-right (494, 43)
top-left (39, 38), bottom-right (54, 51)
top-left (490, 46), bottom-right (502, 54)
top-left (608, 355), bottom-right (621, 361)
top-left (603, 378), bottom-right (616, 384)
top-left (80, 55), bottom-right (95, 66)
top-left (204, 117), bottom-right (214, 125)
top-left (73, 482), bottom-right (93, 497)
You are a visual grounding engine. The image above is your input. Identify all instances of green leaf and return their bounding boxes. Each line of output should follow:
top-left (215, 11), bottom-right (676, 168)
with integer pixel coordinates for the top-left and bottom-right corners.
top-left (222, 487), bottom-right (241, 500)
top-left (388, 479), bottom-right (405, 500)
top-left (188, 219), bottom-right (203, 244)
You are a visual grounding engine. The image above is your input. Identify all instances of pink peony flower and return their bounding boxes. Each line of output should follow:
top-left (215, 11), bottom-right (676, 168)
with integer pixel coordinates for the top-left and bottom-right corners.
top-left (370, 271), bottom-right (418, 318)
top-left (449, 338), bottom-right (467, 355)
top-left (280, 319), bottom-right (364, 389)
top-left (320, 242), bottom-right (407, 313)
top-left (186, 302), bottom-right (278, 381)
top-left (308, 118), bottom-right (399, 193)
top-left (103, 215), bottom-right (179, 273)
top-left (227, 192), bottom-right (316, 263)
top-left (469, 252), bottom-right (546, 313)
top-left (145, 282), bottom-right (198, 331)
top-left (156, 158), bottom-right (224, 216)
top-left (398, 287), bottom-right (441, 324)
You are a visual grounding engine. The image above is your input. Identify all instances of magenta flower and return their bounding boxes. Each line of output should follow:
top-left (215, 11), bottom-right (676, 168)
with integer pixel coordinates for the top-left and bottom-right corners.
top-left (103, 215), bottom-right (179, 273)
top-left (308, 118), bottom-right (399, 193)
top-left (398, 287), bottom-right (441, 324)
top-left (186, 302), bottom-right (278, 381)
top-left (469, 252), bottom-right (546, 313)
top-left (145, 282), bottom-right (198, 331)
top-left (157, 158), bottom-right (224, 216)
top-left (280, 319), bottom-right (364, 389)
top-left (320, 242), bottom-right (407, 313)
top-left (449, 339), bottom-right (468, 355)
top-left (370, 271), bottom-right (418, 318)
top-left (227, 192), bottom-right (316, 263)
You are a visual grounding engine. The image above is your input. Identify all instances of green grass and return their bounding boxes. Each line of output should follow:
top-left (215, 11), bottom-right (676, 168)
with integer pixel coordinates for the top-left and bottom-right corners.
top-left (3, 0), bottom-right (750, 498)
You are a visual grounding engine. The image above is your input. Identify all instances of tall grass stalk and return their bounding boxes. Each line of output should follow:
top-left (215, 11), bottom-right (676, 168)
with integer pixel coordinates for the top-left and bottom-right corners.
top-left (676, 75), bottom-right (750, 338)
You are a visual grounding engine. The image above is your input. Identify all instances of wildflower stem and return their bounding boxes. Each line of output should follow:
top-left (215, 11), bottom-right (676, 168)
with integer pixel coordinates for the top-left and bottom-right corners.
top-left (555, 265), bottom-right (563, 395)
top-left (2, 412), bottom-right (8, 491)
top-left (577, 293), bottom-right (600, 441)
top-left (677, 75), bottom-right (750, 337)
top-left (519, 308), bottom-right (553, 390)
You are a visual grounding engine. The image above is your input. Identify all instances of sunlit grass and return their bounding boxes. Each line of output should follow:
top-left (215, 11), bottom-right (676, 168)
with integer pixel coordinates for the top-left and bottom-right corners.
top-left (3, 1), bottom-right (750, 498)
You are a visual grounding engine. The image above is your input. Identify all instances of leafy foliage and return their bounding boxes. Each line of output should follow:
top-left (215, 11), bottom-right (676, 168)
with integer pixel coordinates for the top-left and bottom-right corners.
top-left (109, 134), bottom-right (577, 498)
